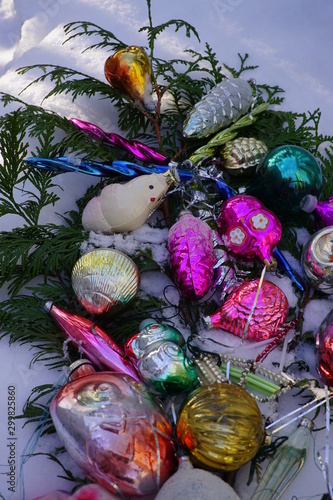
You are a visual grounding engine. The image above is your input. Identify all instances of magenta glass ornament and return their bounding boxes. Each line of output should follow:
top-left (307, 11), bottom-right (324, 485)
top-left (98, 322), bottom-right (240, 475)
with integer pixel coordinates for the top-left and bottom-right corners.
top-left (50, 361), bottom-right (177, 497)
top-left (204, 278), bottom-right (289, 341)
top-left (70, 118), bottom-right (168, 164)
top-left (315, 309), bottom-right (333, 386)
top-left (314, 197), bottom-right (333, 228)
top-left (45, 302), bottom-right (139, 381)
top-left (217, 194), bottom-right (282, 270)
top-left (168, 211), bottom-right (216, 300)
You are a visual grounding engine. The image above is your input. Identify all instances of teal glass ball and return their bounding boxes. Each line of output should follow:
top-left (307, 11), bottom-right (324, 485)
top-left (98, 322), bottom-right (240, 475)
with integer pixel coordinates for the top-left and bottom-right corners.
top-left (247, 145), bottom-right (323, 217)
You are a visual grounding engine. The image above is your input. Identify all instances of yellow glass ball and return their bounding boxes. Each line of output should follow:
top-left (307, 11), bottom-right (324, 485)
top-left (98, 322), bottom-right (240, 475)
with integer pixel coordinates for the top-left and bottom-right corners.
top-left (176, 383), bottom-right (265, 471)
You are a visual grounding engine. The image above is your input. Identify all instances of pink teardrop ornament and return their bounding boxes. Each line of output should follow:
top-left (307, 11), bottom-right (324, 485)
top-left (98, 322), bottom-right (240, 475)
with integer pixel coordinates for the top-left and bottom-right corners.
top-left (204, 278), bottom-right (289, 341)
top-left (45, 302), bottom-right (140, 381)
top-left (217, 194), bottom-right (282, 270)
top-left (168, 211), bottom-right (216, 300)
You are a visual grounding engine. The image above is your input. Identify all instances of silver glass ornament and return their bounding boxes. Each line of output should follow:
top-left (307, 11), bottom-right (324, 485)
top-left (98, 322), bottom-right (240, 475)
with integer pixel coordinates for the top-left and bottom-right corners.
top-left (301, 227), bottom-right (333, 293)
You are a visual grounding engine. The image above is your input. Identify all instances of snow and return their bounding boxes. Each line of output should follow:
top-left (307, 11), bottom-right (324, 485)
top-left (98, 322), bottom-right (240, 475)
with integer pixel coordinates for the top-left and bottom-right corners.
top-left (1, 1), bottom-right (333, 499)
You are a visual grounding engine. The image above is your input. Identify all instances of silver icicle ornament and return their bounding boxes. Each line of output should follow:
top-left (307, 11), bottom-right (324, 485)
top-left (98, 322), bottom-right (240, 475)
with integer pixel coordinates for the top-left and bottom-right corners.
top-left (183, 77), bottom-right (254, 139)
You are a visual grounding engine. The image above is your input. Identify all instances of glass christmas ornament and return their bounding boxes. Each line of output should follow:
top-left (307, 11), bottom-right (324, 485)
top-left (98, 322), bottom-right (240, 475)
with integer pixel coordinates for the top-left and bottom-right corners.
top-left (45, 302), bottom-right (140, 381)
top-left (246, 145), bottom-right (323, 217)
top-left (301, 227), bottom-right (333, 293)
top-left (124, 320), bottom-right (198, 396)
top-left (82, 168), bottom-right (178, 234)
top-left (104, 45), bottom-right (152, 101)
top-left (221, 137), bottom-right (268, 177)
top-left (71, 248), bottom-right (140, 315)
top-left (203, 278), bottom-right (289, 341)
top-left (176, 383), bottom-right (265, 471)
top-left (168, 211), bottom-right (216, 300)
top-left (251, 418), bottom-right (314, 500)
top-left (301, 194), bottom-right (333, 229)
top-left (34, 484), bottom-right (119, 500)
top-left (217, 194), bottom-right (282, 270)
top-left (183, 77), bottom-right (253, 139)
top-left (70, 118), bottom-right (168, 164)
top-left (155, 455), bottom-right (241, 500)
top-left (50, 361), bottom-right (177, 498)
top-left (124, 319), bottom-right (186, 361)
top-left (315, 308), bottom-right (333, 386)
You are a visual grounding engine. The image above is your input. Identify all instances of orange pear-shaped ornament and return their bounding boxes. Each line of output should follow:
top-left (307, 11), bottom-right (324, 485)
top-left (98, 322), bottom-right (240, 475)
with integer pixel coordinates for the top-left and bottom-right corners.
top-left (105, 45), bottom-right (152, 101)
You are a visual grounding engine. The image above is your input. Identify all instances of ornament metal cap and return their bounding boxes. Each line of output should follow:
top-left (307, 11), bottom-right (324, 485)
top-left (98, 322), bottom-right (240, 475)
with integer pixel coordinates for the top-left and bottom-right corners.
top-left (44, 300), bottom-right (53, 314)
top-left (300, 194), bottom-right (318, 213)
top-left (164, 165), bottom-right (180, 185)
top-left (264, 257), bottom-right (277, 271)
top-left (68, 359), bottom-right (95, 381)
top-left (203, 316), bottom-right (213, 329)
top-left (300, 417), bottom-right (314, 431)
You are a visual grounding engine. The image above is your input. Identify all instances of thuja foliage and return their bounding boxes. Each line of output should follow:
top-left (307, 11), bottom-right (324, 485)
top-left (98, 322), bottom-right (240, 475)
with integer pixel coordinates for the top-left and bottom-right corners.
top-left (0, 1), bottom-right (333, 479)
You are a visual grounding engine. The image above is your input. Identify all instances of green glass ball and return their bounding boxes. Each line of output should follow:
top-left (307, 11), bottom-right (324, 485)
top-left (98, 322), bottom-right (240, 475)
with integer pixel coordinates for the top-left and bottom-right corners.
top-left (247, 145), bottom-right (323, 217)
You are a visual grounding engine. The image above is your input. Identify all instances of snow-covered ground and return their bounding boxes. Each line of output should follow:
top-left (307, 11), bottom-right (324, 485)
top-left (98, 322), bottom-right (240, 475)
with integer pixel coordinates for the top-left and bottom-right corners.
top-left (1, 1), bottom-right (333, 499)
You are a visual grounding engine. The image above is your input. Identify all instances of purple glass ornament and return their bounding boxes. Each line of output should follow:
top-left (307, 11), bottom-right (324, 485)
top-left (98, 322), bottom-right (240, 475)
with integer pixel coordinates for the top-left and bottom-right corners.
top-left (70, 118), bottom-right (169, 164)
top-left (302, 194), bottom-right (333, 229)
top-left (217, 194), bottom-right (282, 270)
top-left (168, 211), bottom-right (216, 300)
top-left (45, 302), bottom-right (140, 381)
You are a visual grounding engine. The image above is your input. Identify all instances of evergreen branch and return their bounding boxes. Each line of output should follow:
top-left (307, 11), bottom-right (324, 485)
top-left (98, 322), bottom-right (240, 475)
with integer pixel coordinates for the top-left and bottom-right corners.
top-left (223, 53), bottom-right (259, 78)
top-left (16, 64), bottom-right (125, 104)
top-left (0, 108), bottom-right (61, 225)
top-left (139, 17), bottom-right (200, 62)
top-left (63, 20), bottom-right (128, 53)
top-left (0, 224), bottom-right (87, 296)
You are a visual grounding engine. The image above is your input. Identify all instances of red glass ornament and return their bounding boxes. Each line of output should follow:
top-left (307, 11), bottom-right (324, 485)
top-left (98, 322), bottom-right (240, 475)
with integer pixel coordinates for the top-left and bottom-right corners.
top-left (315, 309), bottom-right (333, 386)
top-left (204, 278), bottom-right (289, 341)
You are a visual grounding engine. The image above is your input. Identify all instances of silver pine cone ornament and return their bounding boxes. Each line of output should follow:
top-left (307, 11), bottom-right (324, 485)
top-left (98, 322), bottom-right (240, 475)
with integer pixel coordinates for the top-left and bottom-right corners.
top-left (222, 136), bottom-right (268, 177)
top-left (183, 77), bottom-right (253, 139)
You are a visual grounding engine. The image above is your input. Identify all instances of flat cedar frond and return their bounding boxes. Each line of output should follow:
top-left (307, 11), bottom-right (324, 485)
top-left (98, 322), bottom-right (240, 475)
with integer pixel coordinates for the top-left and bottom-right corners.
top-left (223, 53), bottom-right (259, 78)
top-left (63, 20), bottom-right (128, 53)
top-left (0, 224), bottom-right (87, 296)
top-left (17, 64), bottom-right (125, 104)
top-left (141, 0), bottom-right (200, 61)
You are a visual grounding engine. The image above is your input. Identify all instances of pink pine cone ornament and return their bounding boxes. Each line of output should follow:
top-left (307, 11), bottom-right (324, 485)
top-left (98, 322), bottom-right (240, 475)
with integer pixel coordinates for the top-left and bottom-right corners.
top-left (218, 194), bottom-right (282, 270)
top-left (204, 278), bottom-right (289, 341)
top-left (168, 211), bottom-right (216, 300)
